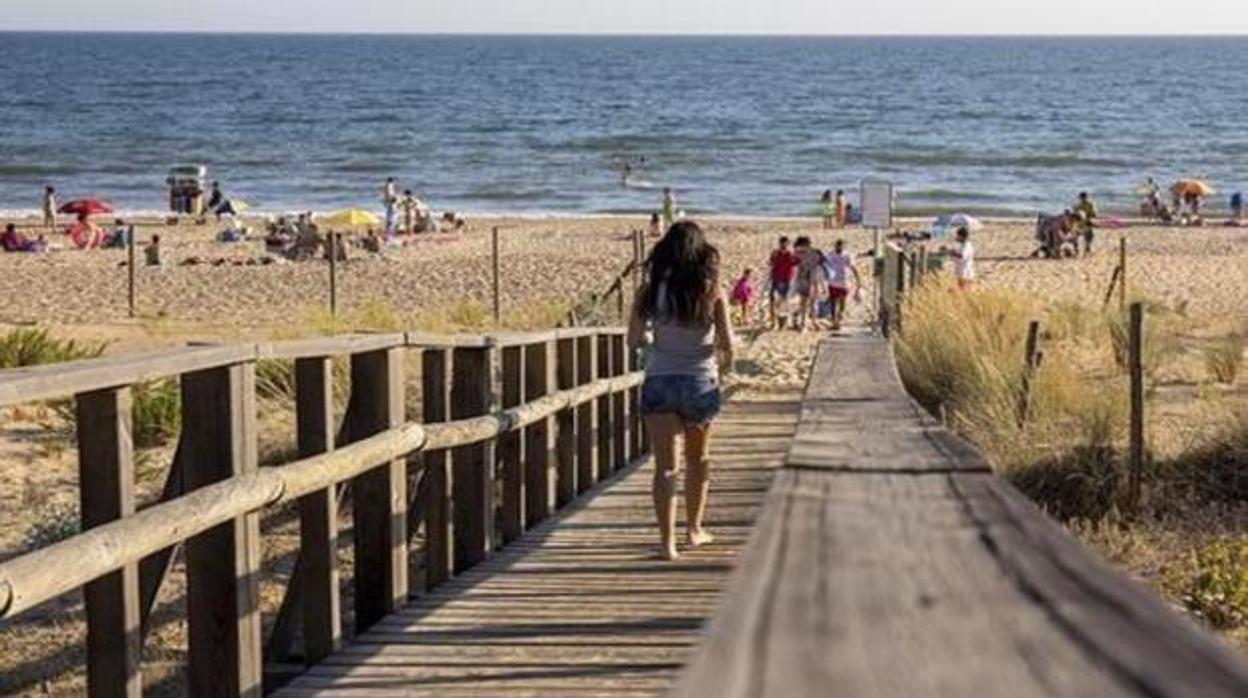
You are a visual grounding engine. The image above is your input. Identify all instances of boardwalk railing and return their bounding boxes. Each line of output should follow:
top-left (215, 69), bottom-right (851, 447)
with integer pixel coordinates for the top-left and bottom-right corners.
top-left (0, 327), bottom-right (647, 697)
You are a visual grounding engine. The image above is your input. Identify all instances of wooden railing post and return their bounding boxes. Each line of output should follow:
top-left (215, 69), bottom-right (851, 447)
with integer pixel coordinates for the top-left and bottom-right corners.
top-left (76, 387), bottom-right (141, 698)
top-left (1128, 302), bottom-right (1145, 514)
top-left (181, 363), bottom-right (263, 697)
top-left (610, 334), bottom-right (628, 470)
top-left (523, 340), bottom-right (554, 527)
top-left (421, 348), bottom-right (453, 589)
top-left (452, 345), bottom-right (495, 571)
top-left (597, 334), bottom-right (614, 479)
top-left (294, 356), bottom-right (340, 663)
top-left (576, 334), bottom-right (599, 493)
top-left (555, 338), bottom-right (578, 506)
top-left (344, 348), bottom-right (408, 632)
top-left (629, 340), bottom-right (645, 458)
top-left (498, 345), bottom-right (524, 544)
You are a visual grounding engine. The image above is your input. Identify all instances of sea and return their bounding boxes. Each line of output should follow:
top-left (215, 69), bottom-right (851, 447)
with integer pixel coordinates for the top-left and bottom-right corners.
top-left (1, 33), bottom-right (1246, 219)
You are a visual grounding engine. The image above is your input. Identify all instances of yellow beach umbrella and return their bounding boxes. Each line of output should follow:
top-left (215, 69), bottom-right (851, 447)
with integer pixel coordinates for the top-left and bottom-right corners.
top-left (321, 208), bottom-right (381, 227)
top-left (1170, 179), bottom-right (1216, 198)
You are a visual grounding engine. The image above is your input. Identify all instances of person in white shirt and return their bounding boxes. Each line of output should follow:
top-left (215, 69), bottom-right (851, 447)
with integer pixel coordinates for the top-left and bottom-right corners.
top-left (946, 226), bottom-right (975, 289)
top-left (823, 239), bottom-right (863, 330)
top-left (382, 177), bottom-right (398, 236)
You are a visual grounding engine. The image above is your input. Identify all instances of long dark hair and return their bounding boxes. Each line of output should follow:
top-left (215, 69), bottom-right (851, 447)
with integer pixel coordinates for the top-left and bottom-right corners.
top-left (638, 221), bottom-right (719, 325)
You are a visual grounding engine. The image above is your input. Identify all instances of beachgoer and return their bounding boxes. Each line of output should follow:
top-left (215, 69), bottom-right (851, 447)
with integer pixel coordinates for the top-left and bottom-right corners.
top-left (648, 212), bottom-right (662, 238)
top-left (440, 211), bottom-right (467, 231)
top-left (768, 236), bottom-right (799, 329)
top-left (207, 181), bottom-right (224, 217)
top-left (661, 188), bottom-right (677, 231)
top-left (382, 177), bottom-right (398, 235)
top-left (1231, 192), bottom-right (1244, 224)
top-left (400, 190), bottom-right (418, 235)
top-left (834, 189), bottom-right (847, 227)
top-left (626, 220), bottom-right (734, 561)
top-left (945, 227), bottom-right (975, 289)
top-left (106, 219), bottom-right (129, 248)
top-left (845, 203), bottom-right (861, 225)
top-left (42, 186), bottom-right (57, 230)
top-left (823, 239), bottom-right (862, 330)
top-left (820, 190), bottom-right (835, 230)
top-left (145, 235), bottom-right (162, 266)
top-left (793, 236), bottom-right (826, 331)
top-left (1072, 191), bottom-right (1098, 255)
top-left (729, 268), bottom-right (758, 326)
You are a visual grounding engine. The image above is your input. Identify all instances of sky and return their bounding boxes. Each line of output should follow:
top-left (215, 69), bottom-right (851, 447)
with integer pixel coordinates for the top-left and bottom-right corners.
top-left (2, 0), bottom-right (1247, 35)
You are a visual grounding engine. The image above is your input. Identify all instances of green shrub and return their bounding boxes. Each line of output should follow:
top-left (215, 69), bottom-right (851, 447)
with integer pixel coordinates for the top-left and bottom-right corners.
top-left (1163, 538), bottom-right (1248, 630)
top-left (0, 327), bottom-right (106, 369)
top-left (1204, 334), bottom-right (1244, 385)
top-left (131, 380), bottom-right (181, 449)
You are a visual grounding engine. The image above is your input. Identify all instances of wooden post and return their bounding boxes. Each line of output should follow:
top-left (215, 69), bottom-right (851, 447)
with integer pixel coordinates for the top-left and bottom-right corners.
top-left (294, 356), bottom-right (340, 663)
top-left (629, 338), bottom-right (644, 458)
top-left (576, 334), bottom-right (599, 492)
top-left (610, 334), bottom-right (628, 469)
top-left (523, 341), bottom-right (554, 527)
top-left (76, 387), bottom-right (141, 698)
top-left (126, 225), bottom-right (137, 319)
top-left (344, 348), bottom-right (407, 632)
top-left (492, 227), bottom-right (502, 326)
top-left (328, 231), bottom-right (339, 316)
top-left (1119, 237), bottom-right (1128, 311)
top-left (632, 229), bottom-right (643, 299)
top-left (1017, 321), bottom-right (1042, 427)
top-left (555, 338), bottom-right (578, 506)
top-left (451, 345), bottom-right (495, 571)
top-left (1128, 302), bottom-right (1145, 514)
top-left (498, 345), bottom-right (524, 544)
top-left (421, 348), bottom-right (453, 589)
top-left (181, 364), bottom-right (263, 697)
top-left (596, 334), bottom-right (613, 480)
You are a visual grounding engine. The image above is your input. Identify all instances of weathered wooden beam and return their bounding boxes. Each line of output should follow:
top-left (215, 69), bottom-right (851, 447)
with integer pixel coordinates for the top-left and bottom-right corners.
top-left (576, 335), bottom-right (599, 493)
top-left (421, 348), bottom-right (453, 590)
top-left (610, 334), bottom-right (628, 470)
top-left (76, 387), bottom-right (141, 698)
top-left (523, 341), bottom-right (554, 528)
top-left (451, 345), bottom-right (495, 572)
top-left (596, 334), bottom-right (613, 480)
top-left (554, 338), bottom-right (577, 507)
top-left (294, 356), bottom-right (340, 663)
top-left (498, 345), bottom-right (525, 544)
top-left (181, 363), bottom-right (264, 698)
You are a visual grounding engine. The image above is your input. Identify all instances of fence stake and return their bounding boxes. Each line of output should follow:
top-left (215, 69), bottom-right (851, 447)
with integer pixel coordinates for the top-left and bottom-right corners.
top-left (523, 340), bottom-right (554, 527)
top-left (421, 348), bottom-right (453, 589)
top-left (554, 338), bottom-right (578, 506)
top-left (498, 345), bottom-right (524, 544)
top-left (1017, 320), bottom-right (1042, 427)
top-left (575, 334), bottom-right (599, 493)
top-left (451, 344), bottom-right (496, 571)
top-left (492, 227), bottom-right (502, 325)
top-left (328, 231), bottom-right (339, 316)
top-left (1119, 237), bottom-right (1128, 311)
top-left (127, 225), bottom-right (137, 318)
top-left (1128, 301), bottom-right (1145, 514)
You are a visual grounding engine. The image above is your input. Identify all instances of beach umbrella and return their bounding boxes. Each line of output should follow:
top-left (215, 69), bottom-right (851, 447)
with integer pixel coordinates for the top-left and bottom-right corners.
top-left (933, 213), bottom-right (983, 231)
top-left (321, 209), bottom-right (381, 227)
top-left (58, 198), bottom-right (114, 216)
top-left (1170, 179), bottom-right (1216, 198)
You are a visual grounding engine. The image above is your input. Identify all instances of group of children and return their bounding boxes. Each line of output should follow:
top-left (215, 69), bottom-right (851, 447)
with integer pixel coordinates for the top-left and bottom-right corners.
top-left (730, 235), bottom-right (865, 332)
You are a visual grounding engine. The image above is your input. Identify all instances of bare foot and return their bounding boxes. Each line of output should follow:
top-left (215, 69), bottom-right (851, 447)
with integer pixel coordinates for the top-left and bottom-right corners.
top-left (656, 544), bottom-right (681, 561)
top-left (686, 529), bottom-right (715, 547)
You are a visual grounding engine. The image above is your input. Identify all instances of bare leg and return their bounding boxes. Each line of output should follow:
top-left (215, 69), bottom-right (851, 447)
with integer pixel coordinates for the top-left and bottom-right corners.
top-left (646, 413), bottom-right (684, 560)
top-left (683, 422), bottom-right (714, 546)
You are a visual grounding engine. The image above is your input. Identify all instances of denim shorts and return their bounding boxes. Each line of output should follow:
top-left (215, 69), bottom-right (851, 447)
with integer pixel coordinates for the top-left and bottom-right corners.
top-left (640, 375), bottom-right (722, 426)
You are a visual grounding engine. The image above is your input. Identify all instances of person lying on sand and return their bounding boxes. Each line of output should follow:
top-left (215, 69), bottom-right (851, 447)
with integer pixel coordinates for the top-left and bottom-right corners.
top-left (1, 224), bottom-right (47, 253)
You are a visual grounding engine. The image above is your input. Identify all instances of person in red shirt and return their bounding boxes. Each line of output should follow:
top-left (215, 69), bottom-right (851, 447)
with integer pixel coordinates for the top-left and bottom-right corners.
top-left (768, 236), bottom-right (800, 329)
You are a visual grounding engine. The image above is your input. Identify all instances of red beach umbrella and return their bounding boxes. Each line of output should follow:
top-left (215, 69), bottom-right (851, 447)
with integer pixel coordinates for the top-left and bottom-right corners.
top-left (58, 198), bottom-right (114, 216)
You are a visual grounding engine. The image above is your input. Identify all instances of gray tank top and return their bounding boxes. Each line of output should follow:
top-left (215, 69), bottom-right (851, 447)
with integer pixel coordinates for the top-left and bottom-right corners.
top-left (646, 282), bottom-right (717, 379)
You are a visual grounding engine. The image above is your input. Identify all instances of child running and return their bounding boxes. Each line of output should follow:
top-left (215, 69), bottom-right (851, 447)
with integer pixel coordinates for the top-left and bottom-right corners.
top-left (729, 268), bottom-right (758, 326)
top-left (823, 239), bottom-right (862, 330)
top-left (768, 236), bottom-right (800, 329)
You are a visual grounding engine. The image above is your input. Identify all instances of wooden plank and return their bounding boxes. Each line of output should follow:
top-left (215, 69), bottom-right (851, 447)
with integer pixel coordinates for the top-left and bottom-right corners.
top-left (611, 334), bottom-right (628, 470)
top-left (0, 344), bottom-right (257, 407)
top-left (181, 364), bottom-right (264, 697)
top-left (344, 349), bottom-right (408, 633)
top-left (597, 335), bottom-right (614, 480)
top-left (451, 346), bottom-right (495, 572)
top-left (498, 346), bottom-right (524, 544)
top-left (576, 335), bottom-right (599, 493)
top-left (76, 387), bottom-right (141, 698)
top-left (421, 349), bottom-right (453, 590)
top-left (294, 356), bottom-right (341, 663)
top-left (554, 338), bottom-right (577, 507)
top-left (523, 341), bottom-right (554, 527)
top-left (258, 334), bottom-right (407, 360)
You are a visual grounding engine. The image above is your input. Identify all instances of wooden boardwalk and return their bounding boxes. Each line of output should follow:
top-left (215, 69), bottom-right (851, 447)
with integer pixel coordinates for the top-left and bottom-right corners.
top-left (275, 398), bottom-right (801, 696)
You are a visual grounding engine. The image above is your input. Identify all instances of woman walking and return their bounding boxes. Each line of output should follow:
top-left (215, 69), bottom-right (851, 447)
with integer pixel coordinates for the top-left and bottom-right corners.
top-left (627, 221), bottom-right (735, 560)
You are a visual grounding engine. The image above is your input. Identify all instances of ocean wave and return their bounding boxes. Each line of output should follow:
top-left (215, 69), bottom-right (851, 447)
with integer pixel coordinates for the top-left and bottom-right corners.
top-left (0, 163), bottom-right (85, 178)
top-left (862, 151), bottom-right (1143, 169)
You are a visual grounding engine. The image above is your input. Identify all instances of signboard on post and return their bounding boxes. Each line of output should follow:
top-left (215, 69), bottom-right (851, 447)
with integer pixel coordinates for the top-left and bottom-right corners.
top-left (860, 179), bottom-right (894, 229)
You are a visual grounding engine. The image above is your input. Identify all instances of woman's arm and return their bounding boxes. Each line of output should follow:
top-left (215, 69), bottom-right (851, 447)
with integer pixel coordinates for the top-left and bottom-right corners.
top-left (712, 291), bottom-right (735, 374)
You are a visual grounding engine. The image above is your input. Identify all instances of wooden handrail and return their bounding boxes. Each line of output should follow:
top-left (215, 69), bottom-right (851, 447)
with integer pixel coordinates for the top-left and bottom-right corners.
top-left (0, 369), bottom-right (641, 621)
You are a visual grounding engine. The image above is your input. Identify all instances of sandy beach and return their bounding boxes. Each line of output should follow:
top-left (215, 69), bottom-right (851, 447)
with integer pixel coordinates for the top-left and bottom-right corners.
top-left (1, 215), bottom-right (1244, 346)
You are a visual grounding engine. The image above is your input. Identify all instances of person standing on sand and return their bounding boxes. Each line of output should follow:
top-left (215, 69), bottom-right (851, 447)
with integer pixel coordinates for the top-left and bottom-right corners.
top-left (382, 177), bottom-right (398, 236)
top-left (627, 221), bottom-right (734, 561)
top-left (768, 235), bottom-right (799, 329)
top-left (823, 239), bottom-right (862, 331)
top-left (661, 187), bottom-right (677, 230)
top-left (835, 189), bottom-right (847, 228)
top-left (42, 186), bottom-right (57, 230)
top-left (820, 190), bottom-right (835, 230)
top-left (944, 226), bottom-right (975, 289)
top-left (1073, 191), bottom-right (1098, 256)
top-left (1230, 192), bottom-right (1244, 224)
top-left (793, 236), bottom-right (826, 332)
top-left (400, 189), bottom-right (418, 236)
top-left (648, 212), bottom-right (663, 238)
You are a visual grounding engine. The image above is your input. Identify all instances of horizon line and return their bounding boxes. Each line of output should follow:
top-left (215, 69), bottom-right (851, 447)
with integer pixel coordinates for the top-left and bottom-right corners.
top-left (2, 29), bottom-right (1248, 38)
